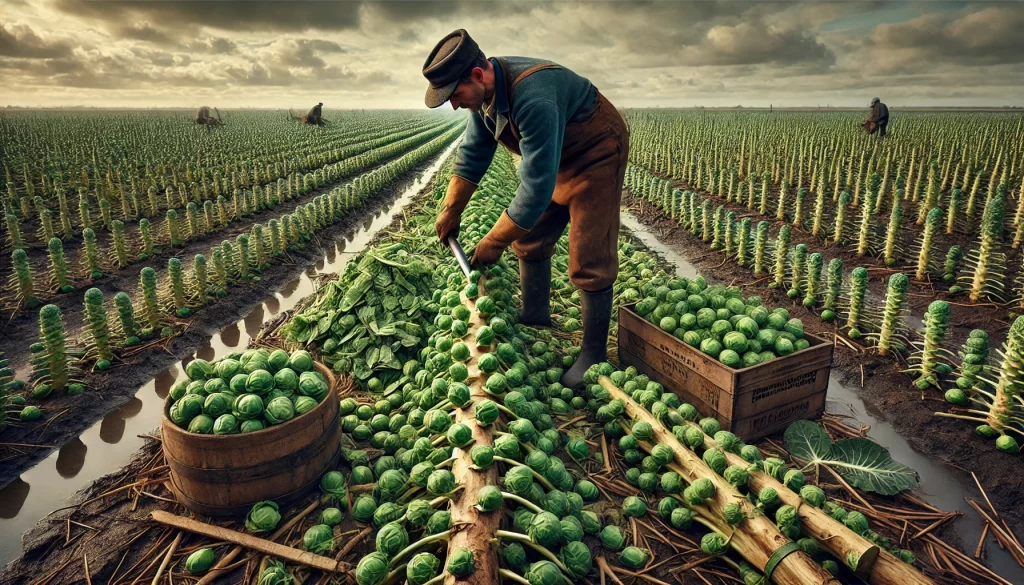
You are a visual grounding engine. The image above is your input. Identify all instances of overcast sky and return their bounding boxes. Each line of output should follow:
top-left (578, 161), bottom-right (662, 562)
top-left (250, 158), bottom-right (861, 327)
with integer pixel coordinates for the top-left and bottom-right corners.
top-left (2, 1), bottom-right (1022, 109)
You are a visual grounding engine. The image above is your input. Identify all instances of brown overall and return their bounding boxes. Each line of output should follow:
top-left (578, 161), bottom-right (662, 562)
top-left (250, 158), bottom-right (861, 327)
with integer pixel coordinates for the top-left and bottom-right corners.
top-left (494, 58), bottom-right (629, 292)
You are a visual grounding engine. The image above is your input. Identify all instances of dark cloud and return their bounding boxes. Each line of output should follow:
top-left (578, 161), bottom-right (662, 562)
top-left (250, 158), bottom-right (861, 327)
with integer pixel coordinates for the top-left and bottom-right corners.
top-left (116, 22), bottom-right (177, 46)
top-left (863, 6), bottom-right (1024, 69)
top-left (684, 21), bottom-right (834, 68)
top-left (53, 0), bottom-right (362, 32)
top-left (0, 23), bottom-right (73, 59)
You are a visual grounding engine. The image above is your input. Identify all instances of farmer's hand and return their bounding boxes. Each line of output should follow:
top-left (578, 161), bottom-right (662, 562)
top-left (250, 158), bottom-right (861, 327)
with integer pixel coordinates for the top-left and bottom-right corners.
top-left (470, 238), bottom-right (506, 268)
top-left (435, 176), bottom-right (477, 243)
top-left (435, 207), bottom-right (462, 243)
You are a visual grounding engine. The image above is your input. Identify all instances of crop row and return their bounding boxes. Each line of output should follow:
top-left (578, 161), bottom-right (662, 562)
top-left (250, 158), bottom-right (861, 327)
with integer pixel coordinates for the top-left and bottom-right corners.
top-left (2, 120), bottom-right (462, 313)
top-left (2, 123), bottom-right (463, 423)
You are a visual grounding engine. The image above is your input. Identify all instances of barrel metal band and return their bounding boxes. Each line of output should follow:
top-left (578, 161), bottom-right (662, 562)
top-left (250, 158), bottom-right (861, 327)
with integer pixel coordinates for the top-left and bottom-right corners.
top-left (764, 541), bottom-right (801, 582)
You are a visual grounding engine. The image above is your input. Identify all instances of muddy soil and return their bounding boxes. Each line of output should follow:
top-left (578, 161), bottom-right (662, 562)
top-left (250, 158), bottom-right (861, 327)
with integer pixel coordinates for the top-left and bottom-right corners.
top-left (0, 151), bottom-right (448, 490)
top-left (623, 191), bottom-right (1024, 533)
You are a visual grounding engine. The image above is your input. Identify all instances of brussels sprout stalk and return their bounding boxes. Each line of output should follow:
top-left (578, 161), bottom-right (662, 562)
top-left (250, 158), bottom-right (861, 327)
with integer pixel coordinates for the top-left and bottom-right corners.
top-left (876, 274), bottom-right (909, 356)
top-left (911, 301), bottom-right (950, 389)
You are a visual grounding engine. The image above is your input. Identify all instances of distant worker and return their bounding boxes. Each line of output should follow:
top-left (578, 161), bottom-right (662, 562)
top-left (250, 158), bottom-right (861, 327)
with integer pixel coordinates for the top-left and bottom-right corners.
top-left (865, 97), bottom-right (889, 138)
top-left (423, 29), bottom-right (629, 388)
top-left (193, 106), bottom-right (223, 127)
top-left (302, 102), bottom-right (329, 126)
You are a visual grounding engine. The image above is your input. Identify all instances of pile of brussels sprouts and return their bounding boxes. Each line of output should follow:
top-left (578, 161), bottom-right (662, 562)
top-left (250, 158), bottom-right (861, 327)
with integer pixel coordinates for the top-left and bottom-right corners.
top-left (166, 348), bottom-right (330, 434)
top-left (627, 276), bottom-right (810, 369)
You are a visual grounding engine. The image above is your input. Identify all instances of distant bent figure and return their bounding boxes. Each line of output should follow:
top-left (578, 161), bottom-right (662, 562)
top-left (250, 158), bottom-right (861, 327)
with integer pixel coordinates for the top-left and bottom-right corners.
top-left (194, 106), bottom-right (223, 126)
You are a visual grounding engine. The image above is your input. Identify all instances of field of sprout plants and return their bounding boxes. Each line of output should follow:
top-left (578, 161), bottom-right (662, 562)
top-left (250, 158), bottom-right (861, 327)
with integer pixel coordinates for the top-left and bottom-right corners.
top-left (1, 109), bottom-right (1023, 585)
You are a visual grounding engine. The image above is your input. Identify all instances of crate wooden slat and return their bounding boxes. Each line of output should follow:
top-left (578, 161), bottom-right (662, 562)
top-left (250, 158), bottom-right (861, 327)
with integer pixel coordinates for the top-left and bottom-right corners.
top-left (617, 304), bottom-right (833, 441)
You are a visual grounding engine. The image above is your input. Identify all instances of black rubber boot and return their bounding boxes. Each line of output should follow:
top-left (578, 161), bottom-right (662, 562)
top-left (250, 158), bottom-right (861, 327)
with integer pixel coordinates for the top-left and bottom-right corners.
top-left (518, 258), bottom-right (552, 326)
top-left (561, 286), bottom-right (613, 388)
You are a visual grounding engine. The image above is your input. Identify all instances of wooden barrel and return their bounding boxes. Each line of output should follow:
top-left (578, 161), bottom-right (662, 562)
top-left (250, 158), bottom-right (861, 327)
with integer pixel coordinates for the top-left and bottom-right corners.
top-left (161, 363), bottom-right (343, 517)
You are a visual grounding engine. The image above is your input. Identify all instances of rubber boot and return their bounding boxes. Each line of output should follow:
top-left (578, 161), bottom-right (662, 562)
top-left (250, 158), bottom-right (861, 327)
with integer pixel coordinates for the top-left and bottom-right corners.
top-left (561, 286), bottom-right (613, 388)
top-left (518, 258), bottom-right (552, 326)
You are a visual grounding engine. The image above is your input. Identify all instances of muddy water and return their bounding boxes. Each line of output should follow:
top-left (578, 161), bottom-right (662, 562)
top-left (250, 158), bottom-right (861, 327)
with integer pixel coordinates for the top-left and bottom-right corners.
top-left (0, 147), bottom-right (453, 566)
top-left (622, 210), bottom-right (1023, 581)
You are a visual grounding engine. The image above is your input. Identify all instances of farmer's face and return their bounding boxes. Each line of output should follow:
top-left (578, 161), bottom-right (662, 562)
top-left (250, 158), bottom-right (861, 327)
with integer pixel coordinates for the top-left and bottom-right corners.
top-left (449, 68), bottom-right (487, 112)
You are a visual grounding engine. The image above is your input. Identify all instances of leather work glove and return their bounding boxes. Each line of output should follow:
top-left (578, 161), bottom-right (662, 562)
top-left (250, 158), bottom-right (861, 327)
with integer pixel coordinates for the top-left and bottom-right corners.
top-left (470, 210), bottom-right (529, 268)
top-left (435, 175), bottom-right (478, 243)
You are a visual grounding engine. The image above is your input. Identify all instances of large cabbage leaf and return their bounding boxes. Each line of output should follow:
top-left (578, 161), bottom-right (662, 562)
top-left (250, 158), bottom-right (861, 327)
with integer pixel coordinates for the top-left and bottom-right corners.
top-left (784, 420), bottom-right (918, 496)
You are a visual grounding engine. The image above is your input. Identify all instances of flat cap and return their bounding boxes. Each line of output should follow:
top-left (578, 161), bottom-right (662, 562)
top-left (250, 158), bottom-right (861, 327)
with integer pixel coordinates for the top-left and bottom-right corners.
top-left (422, 29), bottom-right (480, 108)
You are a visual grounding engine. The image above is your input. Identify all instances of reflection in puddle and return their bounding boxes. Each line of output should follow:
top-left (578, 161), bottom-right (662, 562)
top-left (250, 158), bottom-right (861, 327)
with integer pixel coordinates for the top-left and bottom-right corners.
top-left (0, 480), bottom-right (31, 519)
top-left (55, 439), bottom-right (87, 479)
top-left (0, 143), bottom-right (457, 566)
top-left (243, 304), bottom-right (265, 340)
top-left (220, 322), bottom-right (241, 348)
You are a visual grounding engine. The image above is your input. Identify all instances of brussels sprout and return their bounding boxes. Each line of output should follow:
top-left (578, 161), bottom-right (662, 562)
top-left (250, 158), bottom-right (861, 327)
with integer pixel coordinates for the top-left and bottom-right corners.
top-left (352, 494), bottom-right (378, 524)
top-left (406, 552), bottom-right (440, 585)
top-left (622, 495), bottom-right (647, 518)
top-left (426, 469), bottom-right (456, 496)
top-left (757, 487), bottom-right (779, 509)
top-left (375, 522), bottom-right (409, 559)
top-left (447, 423), bottom-right (473, 447)
top-left (475, 399), bottom-right (499, 425)
top-left (775, 504), bottom-right (798, 530)
top-left (783, 469), bottom-right (806, 491)
top-left (185, 548), bottom-right (216, 574)
top-left (684, 478), bottom-right (716, 505)
top-left (264, 396), bottom-right (296, 425)
top-left (723, 465), bottom-right (749, 489)
top-left (566, 437), bottom-right (589, 461)
top-left (618, 546), bottom-right (648, 569)
top-left (245, 501), bottom-right (281, 534)
top-left (670, 506), bottom-right (694, 530)
top-left (761, 457), bottom-right (787, 481)
top-left (656, 496), bottom-right (679, 519)
top-left (273, 368), bottom-right (299, 392)
top-left (267, 349), bottom-right (290, 372)
top-left (495, 434), bottom-right (521, 460)
top-left (320, 507), bottom-right (343, 527)
top-left (186, 359), bottom-right (215, 381)
top-left (574, 480), bottom-right (599, 501)
top-left (373, 502), bottom-right (405, 528)
top-left (378, 469), bottom-right (408, 501)
top-left (203, 393), bottom-right (230, 418)
top-left (600, 525), bottom-right (626, 550)
top-left (447, 548), bottom-right (475, 577)
top-left (503, 542), bottom-right (528, 569)
top-left (188, 414), bottom-right (214, 434)
top-left (525, 560), bottom-right (562, 585)
top-left (288, 350), bottom-right (314, 372)
top-left (700, 532), bottom-right (727, 555)
top-left (683, 425), bottom-right (705, 450)
top-left (298, 371), bottom-right (329, 401)
top-left (528, 511), bottom-right (564, 548)
top-left (561, 516), bottom-right (585, 543)
top-left (470, 445), bottom-right (494, 468)
top-left (845, 510), bottom-right (870, 535)
top-left (320, 471), bottom-right (347, 501)
top-left (702, 448), bottom-right (728, 475)
top-left (509, 418), bottom-right (537, 443)
top-left (560, 540), bottom-right (593, 578)
top-left (631, 421), bottom-right (654, 441)
top-left (232, 393), bottom-right (264, 420)
top-left (240, 419), bottom-right (265, 433)
top-left (303, 524), bottom-right (334, 554)
top-left (215, 358), bottom-right (242, 380)
top-left (543, 490), bottom-right (570, 517)
top-left (699, 418), bottom-right (721, 435)
top-left (723, 502), bottom-right (745, 525)
top-left (477, 485), bottom-right (503, 512)
top-left (799, 485), bottom-right (826, 508)
top-left (355, 552), bottom-right (389, 585)
top-left (294, 396), bottom-right (317, 414)
top-left (579, 510), bottom-right (601, 535)
top-left (212, 414), bottom-right (239, 435)
top-left (650, 443), bottom-right (674, 466)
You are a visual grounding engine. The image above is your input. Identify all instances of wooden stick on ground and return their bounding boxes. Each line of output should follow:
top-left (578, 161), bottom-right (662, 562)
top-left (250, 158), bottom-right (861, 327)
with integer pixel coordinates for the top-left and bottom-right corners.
top-left (196, 499), bottom-right (323, 585)
top-left (151, 511), bottom-right (340, 573)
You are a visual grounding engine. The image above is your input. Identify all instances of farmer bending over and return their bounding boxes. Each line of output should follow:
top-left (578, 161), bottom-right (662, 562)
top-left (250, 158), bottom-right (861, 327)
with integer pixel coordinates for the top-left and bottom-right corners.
top-left (424, 29), bottom-right (629, 388)
top-left (867, 97), bottom-right (889, 138)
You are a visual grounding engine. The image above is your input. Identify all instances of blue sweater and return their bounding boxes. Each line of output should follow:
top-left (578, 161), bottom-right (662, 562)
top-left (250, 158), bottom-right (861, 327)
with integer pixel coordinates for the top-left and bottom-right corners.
top-left (452, 57), bottom-right (596, 230)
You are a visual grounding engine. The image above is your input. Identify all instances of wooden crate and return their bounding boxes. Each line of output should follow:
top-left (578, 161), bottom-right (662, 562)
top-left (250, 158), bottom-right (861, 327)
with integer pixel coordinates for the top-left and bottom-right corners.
top-left (616, 304), bottom-right (833, 441)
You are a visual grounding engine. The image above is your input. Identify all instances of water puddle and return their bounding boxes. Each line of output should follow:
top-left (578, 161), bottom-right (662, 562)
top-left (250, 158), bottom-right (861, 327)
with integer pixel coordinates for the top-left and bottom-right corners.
top-left (0, 145), bottom-right (455, 566)
top-left (622, 209), bottom-right (1023, 582)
